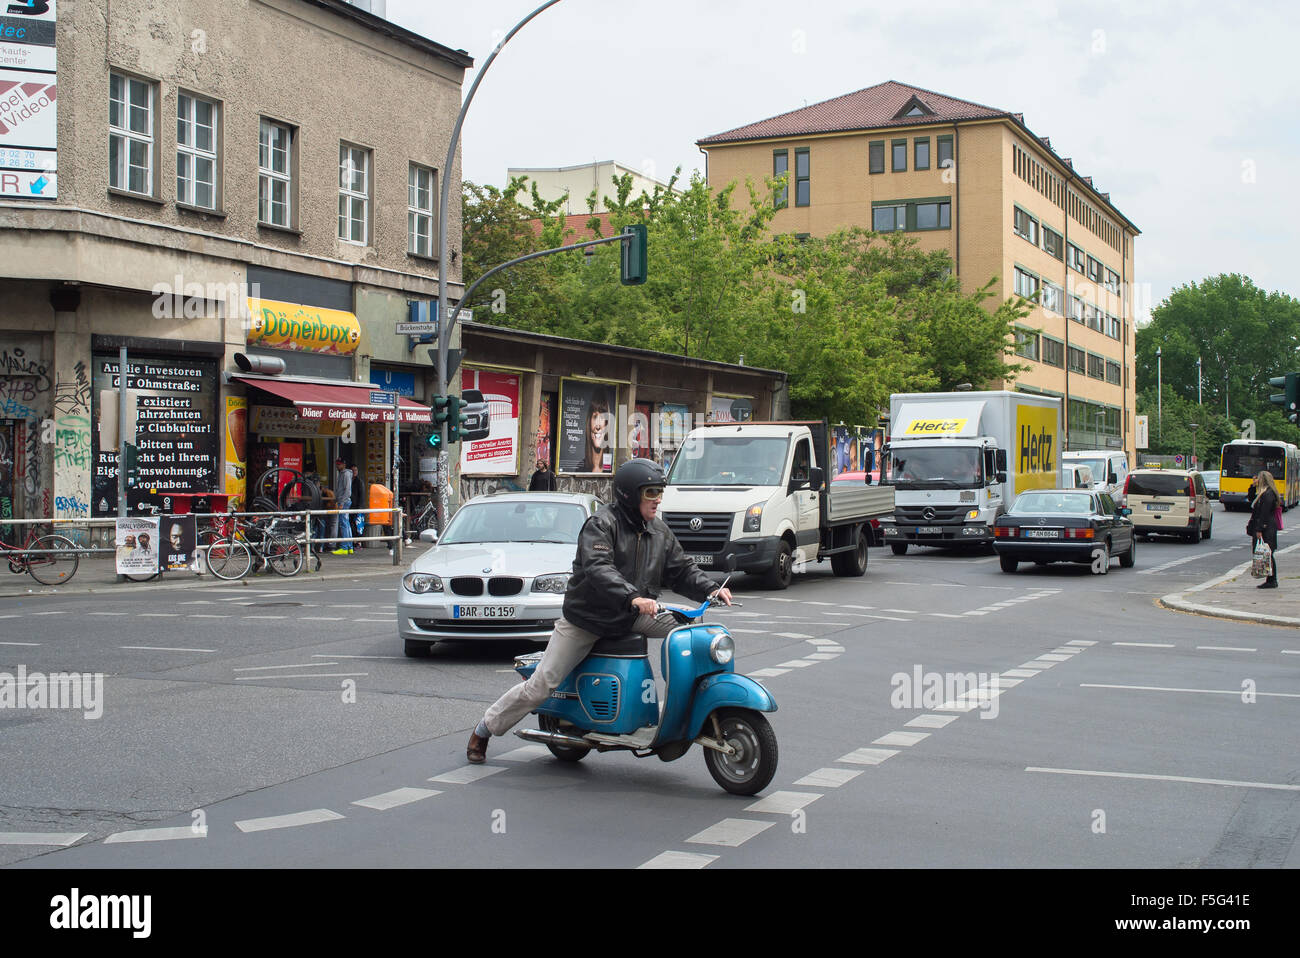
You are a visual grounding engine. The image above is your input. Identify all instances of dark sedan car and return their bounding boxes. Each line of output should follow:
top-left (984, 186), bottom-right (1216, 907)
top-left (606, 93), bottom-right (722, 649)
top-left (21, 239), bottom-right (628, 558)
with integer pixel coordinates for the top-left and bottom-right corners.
top-left (993, 489), bottom-right (1136, 575)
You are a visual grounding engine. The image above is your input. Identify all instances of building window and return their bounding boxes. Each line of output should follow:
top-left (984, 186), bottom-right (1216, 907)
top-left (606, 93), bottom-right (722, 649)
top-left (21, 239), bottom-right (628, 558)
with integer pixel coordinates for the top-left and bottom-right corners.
top-left (937, 135), bottom-right (953, 171)
top-left (258, 118), bottom-right (294, 228)
top-left (1067, 242), bottom-right (1085, 273)
top-left (794, 148), bottom-right (810, 207)
top-left (1069, 295), bottom-right (1086, 323)
top-left (109, 72), bottom-right (155, 196)
top-left (1087, 353), bottom-right (1106, 380)
top-left (1043, 226), bottom-right (1064, 261)
top-left (1106, 313), bottom-right (1122, 339)
top-left (1014, 267), bottom-right (1039, 300)
top-left (872, 204), bottom-right (906, 232)
top-left (891, 139), bottom-right (907, 172)
top-left (176, 92), bottom-right (218, 210)
top-left (339, 143), bottom-right (371, 245)
top-left (1015, 328), bottom-right (1039, 361)
top-left (914, 137), bottom-right (930, 171)
top-left (1106, 360), bottom-right (1122, 385)
top-left (1042, 337), bottom-right (1065, 368)
top-left (1105, 268), bottom-right (1121, 294)
top-left (1087, 255), bottom-right (1104, 283)
top-left (1013, 206), bottom-right (1038, 245)
top-left (869, 141), bottom-right (884, 175)
top-left (408, 163), bottom-right (435, 257)
top-left (1067, 346), bottom-right (1086, 374)
top-left (773, 149), bottom-right (789, 208)
top-left (1042, 283), bottom-right (1063, 315)
top-left (915, 200), bottom-right (950, 230)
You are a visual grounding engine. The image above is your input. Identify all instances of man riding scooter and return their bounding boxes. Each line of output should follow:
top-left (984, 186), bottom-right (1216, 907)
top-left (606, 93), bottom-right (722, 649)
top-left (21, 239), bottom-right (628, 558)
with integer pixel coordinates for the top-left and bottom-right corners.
top-left (467, 458), bottom-right (732, 763)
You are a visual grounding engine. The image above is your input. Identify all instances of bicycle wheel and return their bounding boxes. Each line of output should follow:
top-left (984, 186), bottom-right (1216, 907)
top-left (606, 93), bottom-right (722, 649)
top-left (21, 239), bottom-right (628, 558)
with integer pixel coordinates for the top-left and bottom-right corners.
top-left (266, 534), bottom-right (304, 576)
top-left (27, 534), bottom-right (80, 586)
top-left (206, 536), bottom-right (252, 580)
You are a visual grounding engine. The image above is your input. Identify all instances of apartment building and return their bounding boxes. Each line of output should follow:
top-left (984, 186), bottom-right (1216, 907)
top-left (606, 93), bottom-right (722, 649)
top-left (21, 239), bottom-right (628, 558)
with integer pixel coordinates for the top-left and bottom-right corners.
top-left (697, 81), bottom-right (1140, 461)
top-left (0, 0), bottom-right (472, 528)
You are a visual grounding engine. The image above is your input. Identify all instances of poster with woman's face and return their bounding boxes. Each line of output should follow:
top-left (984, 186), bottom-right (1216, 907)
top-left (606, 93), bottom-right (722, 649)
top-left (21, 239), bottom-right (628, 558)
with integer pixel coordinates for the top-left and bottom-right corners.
top-left (558, 381), bottom-right (615, 474)
top-left (536, 392), bottom-right (555, 470)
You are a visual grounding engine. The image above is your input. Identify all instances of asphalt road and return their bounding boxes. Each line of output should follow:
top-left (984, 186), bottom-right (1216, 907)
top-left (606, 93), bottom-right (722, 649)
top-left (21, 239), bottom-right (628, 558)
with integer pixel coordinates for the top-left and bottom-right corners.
top-left (1, 512), bottom-right (1296, 876)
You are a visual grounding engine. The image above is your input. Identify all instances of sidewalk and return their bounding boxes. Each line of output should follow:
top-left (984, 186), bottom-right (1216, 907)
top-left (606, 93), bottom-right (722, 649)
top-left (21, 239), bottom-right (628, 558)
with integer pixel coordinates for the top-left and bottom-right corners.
top-left (1160, 542), bottom-right (1300, 628)
top-left (0, 540), bottom-right (431, 599)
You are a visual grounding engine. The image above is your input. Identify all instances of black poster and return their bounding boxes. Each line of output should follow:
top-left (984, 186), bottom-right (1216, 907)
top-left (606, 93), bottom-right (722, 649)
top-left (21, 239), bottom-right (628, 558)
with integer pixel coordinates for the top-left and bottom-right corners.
top-left (557, 380), bottom-right (616, 474)
top-left (161, 515), bottom-right (197, 571)
top-left (91, 356), bottom-right (220, 516)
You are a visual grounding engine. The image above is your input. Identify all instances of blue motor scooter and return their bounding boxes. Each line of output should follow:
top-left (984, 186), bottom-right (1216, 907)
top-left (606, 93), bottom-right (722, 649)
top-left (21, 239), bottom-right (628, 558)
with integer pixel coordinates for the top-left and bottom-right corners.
top-left (513, 580), bottom-right (778, 795)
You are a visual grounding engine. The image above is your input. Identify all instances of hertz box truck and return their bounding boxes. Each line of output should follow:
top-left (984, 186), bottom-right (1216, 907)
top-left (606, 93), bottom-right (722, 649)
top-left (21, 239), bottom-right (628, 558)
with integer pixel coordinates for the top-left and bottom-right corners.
top-left (879, 391), bottom-right (1062, 554)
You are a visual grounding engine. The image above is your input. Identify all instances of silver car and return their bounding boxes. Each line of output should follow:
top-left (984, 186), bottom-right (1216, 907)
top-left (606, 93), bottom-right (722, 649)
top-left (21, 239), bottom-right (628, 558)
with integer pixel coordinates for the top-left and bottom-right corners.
top-left (398, 492), bottom-right (602, 656)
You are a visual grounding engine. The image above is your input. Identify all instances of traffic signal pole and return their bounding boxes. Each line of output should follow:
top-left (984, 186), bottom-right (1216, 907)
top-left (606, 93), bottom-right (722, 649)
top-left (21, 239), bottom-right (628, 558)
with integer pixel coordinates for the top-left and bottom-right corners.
top-left (434, 0), bottom-right (564, 534)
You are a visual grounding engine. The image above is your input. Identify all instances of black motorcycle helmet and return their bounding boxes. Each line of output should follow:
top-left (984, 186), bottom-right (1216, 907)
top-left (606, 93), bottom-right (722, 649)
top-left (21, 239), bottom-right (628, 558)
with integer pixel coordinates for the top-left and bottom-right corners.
top-left (613, 458), bottom-right (666, 517)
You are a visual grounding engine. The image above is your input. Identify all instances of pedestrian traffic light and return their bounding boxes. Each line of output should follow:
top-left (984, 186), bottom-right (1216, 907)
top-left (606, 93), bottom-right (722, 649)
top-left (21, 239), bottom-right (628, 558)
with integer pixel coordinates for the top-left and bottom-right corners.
top-left (446, 396), bottom-right (466, 443)
top-left (620, 224), bottom-right (647, 286)
top-left (1267, 372), bottom-right (1300, 423)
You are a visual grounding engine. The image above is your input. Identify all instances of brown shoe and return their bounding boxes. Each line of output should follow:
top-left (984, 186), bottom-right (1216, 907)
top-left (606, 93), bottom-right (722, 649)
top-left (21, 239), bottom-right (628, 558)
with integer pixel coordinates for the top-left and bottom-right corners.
top-left (467, 730), bottom-right (490, 764)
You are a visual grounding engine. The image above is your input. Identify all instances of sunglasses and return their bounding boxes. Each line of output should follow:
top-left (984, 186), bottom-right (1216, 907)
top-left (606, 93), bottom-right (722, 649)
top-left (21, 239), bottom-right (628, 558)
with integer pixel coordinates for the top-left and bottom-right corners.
top-left (641, 487), bottom-right (664, 501)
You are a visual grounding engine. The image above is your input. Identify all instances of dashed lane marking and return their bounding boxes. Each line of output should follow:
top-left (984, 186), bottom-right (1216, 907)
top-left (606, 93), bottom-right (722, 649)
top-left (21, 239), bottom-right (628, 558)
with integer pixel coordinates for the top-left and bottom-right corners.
top-left (837, 747), bottom-right (900, 766)
top-left (873, 731), bottom-right (930, 747)
top-left (1081, 683), bottom-right (1300, 699)
top-left (0, 832), bottom-right (86, 846)
top-left (105, 826), bottom-right (207, 844)
top-left (235, 809), bottom-right (344, 833)
top-left (685, 819), bottom-right (774, 847)
top-left (905, 714), bottom-right (957, 729)
top-left (235, 672), bottom-right (368, 681)
top-left (638, 851), bottom-right (718, 869)
top-left (793, 767), bottom-right (863, 788)
top-left (352, 787), bottom-right (441, 811)
top-left (744, 791), bottom-right (821, 815)
top-left (428, 766), bottom-right (507, 785)
top-left (1026, 767), bottom-right (1300, 792)
top-left (120, 646), bottom-right (215, 653)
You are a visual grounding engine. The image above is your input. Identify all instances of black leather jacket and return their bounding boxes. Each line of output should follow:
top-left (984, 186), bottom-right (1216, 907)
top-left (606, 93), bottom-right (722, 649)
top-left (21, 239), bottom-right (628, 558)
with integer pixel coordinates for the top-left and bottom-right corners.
top-left (562, 502), bottom-right (717, 637)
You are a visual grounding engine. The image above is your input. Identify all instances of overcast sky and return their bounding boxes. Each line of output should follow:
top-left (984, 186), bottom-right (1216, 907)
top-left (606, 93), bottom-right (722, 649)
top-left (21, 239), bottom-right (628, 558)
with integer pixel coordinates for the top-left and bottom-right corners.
top-left (388, 0), bottom-right (1299, 322)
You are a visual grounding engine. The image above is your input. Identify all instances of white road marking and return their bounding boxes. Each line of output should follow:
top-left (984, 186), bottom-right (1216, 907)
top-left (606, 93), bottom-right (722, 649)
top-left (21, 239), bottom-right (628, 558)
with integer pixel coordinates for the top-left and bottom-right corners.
top-left (639, 851), bottom-right (718, 869)
top-left (1196, 646), bottom-right (1257, 652)
top-left (744, 791), bottom-right (822, 814)
top-left (121, 646), bottom-right (215, 652)
top-left (1036, 654), bottom-right (1073, 661)
top-left (187, 614), bottom-right (229, 619)
top-left (235, 672), bottom-right (368, 680)
top-left (873, 730), bottom-right (930, 747)
top-left (232, 663), bottom-right (337, 672)
top-left (313, 654), bottom-right (407, 660)
top-left (774, 632), bottom-right (813, 639)
top-left (928, 613), bottom-right (964, 618)
top-left (837, 747), bottom-right (900, 766)
top-left (29, 610), bottom-right (67, 615)
top-left (685, 819), bottom-right (774, 847)
top-left (1019, 660), bottom-right (1054, 669)
top-left (1066, 640), bottom-right (1097, 646)
top-left (805, 653), bottom-right (840, 660)
top-left (243, 615), bottom-right (287, 620)
top-left (1026, 766), bottom-right (1300, 791)
top-left (748, 668), bottom-right (789, 678)
top-left (352, 619), bottom-right (394, 623)
top-left (1001, 669), bottom-right (1041, 678)
top-left (776, 660), bottom-right (816, 668)
top-left (1113, 642), bottom-right (1176, 648)
top-left (428, 766), bottom-right (507, 785)
top-left (905, 714), bottom-right (957, 729)
top-left (137, 613), bottom-right (179, 618)
top-left (352, 787), bottom-right (441, 811)
top-left (793, 767), bottom-right (864, 788)
top-left (881, 609), bottom-right (918, 614)
top-left (0, 832), bottom-right (85, 846)
top-left (1138, 548), bottom-right (1237, 575)
top-left (0, 641), bottom-right (40, 646)
top-left (88, 612), bottom-right (127, 616)
top-left (300, 617), bottom-right (345, 622)
top-left (105, 826), bottom-right (207, 843)
top-left (236, 809), bottom-right (344, 832)
top-left (494, 745), bottom-right (550, 762)
top-left (1082, 683), bottom-right (1300, 699)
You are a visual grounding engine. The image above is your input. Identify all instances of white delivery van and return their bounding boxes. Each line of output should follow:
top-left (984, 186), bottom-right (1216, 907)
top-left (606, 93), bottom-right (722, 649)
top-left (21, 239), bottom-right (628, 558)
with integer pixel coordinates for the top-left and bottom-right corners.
top-left (1063, 449), bottom-right (1129, 498)
top-left (1061, 463), bottom-right (1096, 490)
top-left (879, 390), bottom-right (1062, 554)
top-left (660, 421), bottom-right (893, 589)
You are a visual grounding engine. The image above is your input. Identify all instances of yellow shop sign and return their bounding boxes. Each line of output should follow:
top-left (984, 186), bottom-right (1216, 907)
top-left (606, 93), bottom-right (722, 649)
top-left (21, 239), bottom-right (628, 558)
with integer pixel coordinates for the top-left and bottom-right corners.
top-left (245, 298), bottom-right (362, 355)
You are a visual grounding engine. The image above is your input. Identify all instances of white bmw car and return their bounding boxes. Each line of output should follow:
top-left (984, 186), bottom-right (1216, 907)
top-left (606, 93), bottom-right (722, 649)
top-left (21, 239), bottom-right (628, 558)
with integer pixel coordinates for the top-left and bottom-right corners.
top-left (398, 492), bottom-right (603, 656)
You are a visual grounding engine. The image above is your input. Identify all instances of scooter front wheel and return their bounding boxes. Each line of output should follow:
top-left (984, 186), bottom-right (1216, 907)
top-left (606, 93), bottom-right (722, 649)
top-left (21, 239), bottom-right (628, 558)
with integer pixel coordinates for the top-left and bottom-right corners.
top-left (703, 709), bottom-right (778, 796)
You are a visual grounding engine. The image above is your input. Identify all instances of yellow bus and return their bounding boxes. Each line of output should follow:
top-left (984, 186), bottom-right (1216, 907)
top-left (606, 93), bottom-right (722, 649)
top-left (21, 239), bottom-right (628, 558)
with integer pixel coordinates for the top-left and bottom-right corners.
top-left (1219, 440), bottom-right (1300, 510)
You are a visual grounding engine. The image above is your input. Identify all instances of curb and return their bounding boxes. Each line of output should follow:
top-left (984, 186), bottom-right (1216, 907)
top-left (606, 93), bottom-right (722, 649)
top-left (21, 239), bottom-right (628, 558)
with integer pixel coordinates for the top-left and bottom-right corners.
top-left (0, 549), bottom-right (423, 599)
top-left (1159, 542), bottom-right (1300, 628)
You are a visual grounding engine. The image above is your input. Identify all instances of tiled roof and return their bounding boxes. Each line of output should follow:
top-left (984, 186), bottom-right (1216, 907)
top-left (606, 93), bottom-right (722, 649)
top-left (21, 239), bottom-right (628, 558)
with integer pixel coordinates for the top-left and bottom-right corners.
top-left (697, 81), bottom-right (1011, 145)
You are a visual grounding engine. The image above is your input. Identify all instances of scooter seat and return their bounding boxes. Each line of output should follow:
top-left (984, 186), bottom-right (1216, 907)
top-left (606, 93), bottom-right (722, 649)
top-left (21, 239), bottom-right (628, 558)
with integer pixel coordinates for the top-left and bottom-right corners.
top-left (590, 633), bottom-right (647, 656)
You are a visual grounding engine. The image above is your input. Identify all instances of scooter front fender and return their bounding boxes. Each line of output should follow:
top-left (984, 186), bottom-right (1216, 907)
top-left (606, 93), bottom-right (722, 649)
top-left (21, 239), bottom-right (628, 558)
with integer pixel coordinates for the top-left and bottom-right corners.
top-left (686, 672), bottom-right (778, 740)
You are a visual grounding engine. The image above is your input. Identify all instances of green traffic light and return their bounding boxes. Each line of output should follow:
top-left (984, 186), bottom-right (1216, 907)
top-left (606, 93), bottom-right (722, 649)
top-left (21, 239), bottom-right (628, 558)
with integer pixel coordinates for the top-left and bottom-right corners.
top-left (620, 224), bottom-right (647, 286)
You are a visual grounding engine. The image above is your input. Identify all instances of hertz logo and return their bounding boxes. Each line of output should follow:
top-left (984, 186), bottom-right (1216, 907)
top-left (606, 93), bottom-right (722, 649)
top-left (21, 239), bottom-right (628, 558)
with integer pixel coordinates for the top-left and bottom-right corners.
top-left (1019, 425), bottom-right (1054, 473)
top-left (904, 418), bottom-right (968, 435)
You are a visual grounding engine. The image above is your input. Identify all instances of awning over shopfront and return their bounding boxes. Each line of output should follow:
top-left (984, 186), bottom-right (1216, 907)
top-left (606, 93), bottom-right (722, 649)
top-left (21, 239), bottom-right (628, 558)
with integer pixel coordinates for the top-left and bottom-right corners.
top-left (234, 376), bottom-right (432, 424)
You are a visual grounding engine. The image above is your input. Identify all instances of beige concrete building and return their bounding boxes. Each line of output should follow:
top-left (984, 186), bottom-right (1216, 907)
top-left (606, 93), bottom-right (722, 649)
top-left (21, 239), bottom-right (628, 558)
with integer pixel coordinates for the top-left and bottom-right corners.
top-left (698, 81), bottom-right (1140, 463)
top-left (508, 160), bottom-right (679, 216)
top-left (0, 0), bottom-right (473, 531)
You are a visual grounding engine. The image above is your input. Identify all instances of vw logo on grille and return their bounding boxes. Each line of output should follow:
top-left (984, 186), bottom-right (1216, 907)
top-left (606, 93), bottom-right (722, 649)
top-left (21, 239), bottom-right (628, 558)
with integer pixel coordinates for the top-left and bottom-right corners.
top-left (922, 508), bottom-right (936, 521)
top-left (689, 517), bottom-right (704, 531)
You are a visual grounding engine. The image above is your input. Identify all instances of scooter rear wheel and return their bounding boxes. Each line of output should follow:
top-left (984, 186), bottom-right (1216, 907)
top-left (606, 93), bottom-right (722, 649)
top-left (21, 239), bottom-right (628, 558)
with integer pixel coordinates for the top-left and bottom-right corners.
top-left (703, 709), bottom-right (778, 796)
top-left (539, 714), bottom-right (591, 762)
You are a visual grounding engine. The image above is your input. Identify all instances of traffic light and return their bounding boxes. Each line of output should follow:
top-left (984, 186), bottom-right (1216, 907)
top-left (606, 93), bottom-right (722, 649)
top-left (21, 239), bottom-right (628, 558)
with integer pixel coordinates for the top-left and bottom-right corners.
top-left (446, 396), bottom-right (466, 443)
top-left (1268, 372), bottom-right (1300, 423)
top-left (426, 430), bottom-right (442, 450)
top-left (620, 224), bottom-right (647, 286)
top-left (122, 443), bottom-right (140, 487)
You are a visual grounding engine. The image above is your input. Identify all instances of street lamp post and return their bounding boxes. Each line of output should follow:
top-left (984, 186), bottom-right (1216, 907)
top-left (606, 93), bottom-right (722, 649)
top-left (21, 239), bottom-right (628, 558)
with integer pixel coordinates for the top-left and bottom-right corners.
top-left (1197, 356), bottom-right (1203, 406)
top-left (1156, 346), bottom-right (1162, 440)
top-left (433, 0), bottom-right (564, 532)
top-left (1189, 422), bottom-right (1199, 471)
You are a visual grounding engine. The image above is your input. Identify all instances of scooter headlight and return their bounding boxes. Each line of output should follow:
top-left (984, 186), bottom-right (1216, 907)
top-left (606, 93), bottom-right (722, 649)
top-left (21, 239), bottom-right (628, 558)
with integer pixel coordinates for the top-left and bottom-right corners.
top-left (403, 572), bottom-right (443, 594)
top-left (709, 633), bottom-right (735, 665)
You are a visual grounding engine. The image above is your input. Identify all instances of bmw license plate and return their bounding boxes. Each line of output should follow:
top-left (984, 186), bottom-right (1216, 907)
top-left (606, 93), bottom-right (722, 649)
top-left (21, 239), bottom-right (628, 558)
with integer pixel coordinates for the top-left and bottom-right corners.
top-left (916, 526), bottom-right (942, 535)
top-left (453, 605), bottom-right (516, 619)
top-left (1024, 529), bottom-right (1059, 538)
top-left (1145, 503), bottom-right (1171, 512)
top-left (688, 554), bottom-right (712, 567)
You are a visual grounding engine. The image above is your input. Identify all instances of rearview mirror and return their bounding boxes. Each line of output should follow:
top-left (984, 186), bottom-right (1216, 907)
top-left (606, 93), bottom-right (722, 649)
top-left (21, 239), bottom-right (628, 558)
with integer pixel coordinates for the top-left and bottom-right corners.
top-left (419, 529), bottom-right (438, 543)
top-left (995, 471), bottom-right (1007, 484)
top-left (808, 466), bottom-right (825, 491)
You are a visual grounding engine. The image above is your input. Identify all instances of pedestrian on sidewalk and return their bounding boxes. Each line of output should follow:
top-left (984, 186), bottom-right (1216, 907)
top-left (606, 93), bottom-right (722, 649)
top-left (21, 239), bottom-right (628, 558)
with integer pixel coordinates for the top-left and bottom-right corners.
top-left (1247, 470), bottom-right (1280, 588)
top-left (331, 458), bottom-right (353, 555)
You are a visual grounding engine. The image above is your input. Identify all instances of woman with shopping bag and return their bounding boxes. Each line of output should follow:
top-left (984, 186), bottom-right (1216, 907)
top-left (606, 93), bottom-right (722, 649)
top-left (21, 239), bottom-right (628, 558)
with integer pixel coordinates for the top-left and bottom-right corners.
top-left (1246, 471), bottom-right (1281, 589)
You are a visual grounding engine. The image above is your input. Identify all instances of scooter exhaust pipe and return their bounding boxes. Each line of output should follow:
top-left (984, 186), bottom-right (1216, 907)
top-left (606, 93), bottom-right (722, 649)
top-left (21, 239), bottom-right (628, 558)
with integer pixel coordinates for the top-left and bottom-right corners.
top-left (515, 728), bottom-right (592, 749)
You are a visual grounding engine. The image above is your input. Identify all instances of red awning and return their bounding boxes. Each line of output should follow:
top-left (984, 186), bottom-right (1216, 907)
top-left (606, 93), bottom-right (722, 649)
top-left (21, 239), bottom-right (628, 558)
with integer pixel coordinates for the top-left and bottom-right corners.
top-left (235, 376), bottom-right (432, 424)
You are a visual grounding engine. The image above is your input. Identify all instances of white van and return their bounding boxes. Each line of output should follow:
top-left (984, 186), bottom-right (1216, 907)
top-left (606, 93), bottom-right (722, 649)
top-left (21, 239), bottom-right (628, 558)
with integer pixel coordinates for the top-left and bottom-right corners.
top-left (1060, 463), bottom-right (1096, 490)
top-left (1063, 450), bottom-right (1128, 498)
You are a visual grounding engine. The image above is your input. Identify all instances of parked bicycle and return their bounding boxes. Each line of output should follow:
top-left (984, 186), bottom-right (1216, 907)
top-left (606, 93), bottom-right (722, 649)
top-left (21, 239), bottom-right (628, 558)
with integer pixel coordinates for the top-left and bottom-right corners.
top-left (207, 514), bottom-right (305, 581)
top-left (1, 524), bottom-right (80, 586)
